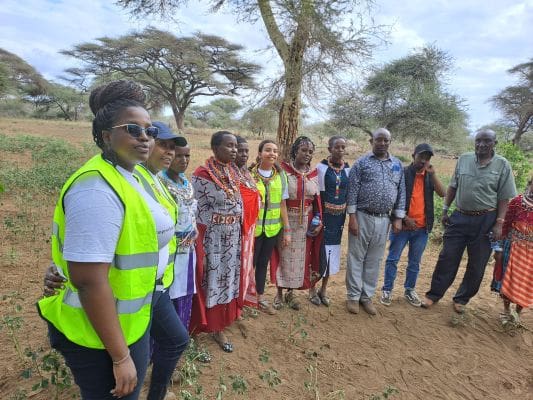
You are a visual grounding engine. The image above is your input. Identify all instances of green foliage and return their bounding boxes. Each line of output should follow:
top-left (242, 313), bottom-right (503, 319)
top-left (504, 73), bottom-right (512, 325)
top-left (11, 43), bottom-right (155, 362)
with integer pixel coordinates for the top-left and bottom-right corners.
top-left (496, 142), bottom-right (532, 192)
top-left (490, 58), bottom-right (532, 145)
top-left (62, 28), bottom-right (259, 128)
top-left (229, 375), bottom-right (248, 395)
top-left (30, 83), bottom-right (89, 121)
top-left (0, 134), bottom-right (95, 194)
top-left (259, 348), bottom-right (270, 363)
top-left (1, 293), bottom-right (74, 399)
top-left (0, 48), bottom-right (48, 97)
top-left (259, 368), bottom-right (282, 388)
top-left (241, 106), bottom-right (278, 137)
top-left (330, 45), bottom-right (469, 149)
top-left (188, 98), bottom-right (241, 129)
top-left (369, 386), bottom-right (399, 400)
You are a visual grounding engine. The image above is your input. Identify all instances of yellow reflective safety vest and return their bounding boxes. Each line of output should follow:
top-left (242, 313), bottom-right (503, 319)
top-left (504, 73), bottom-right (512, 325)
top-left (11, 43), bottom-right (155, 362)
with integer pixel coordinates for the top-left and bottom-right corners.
top-left (253, 168), bottom-right (287, 237)
top-left (133, 163), bottom-right (177, 289)
top-left (37, 155), bottom-right (173, 349)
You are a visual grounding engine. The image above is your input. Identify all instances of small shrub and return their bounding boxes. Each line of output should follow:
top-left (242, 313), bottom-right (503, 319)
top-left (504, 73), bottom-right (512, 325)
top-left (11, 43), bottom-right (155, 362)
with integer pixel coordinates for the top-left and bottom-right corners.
top-left (497, 141), bottom-right (532, 192)
top-left (259, 368), bottom-right (281, 388)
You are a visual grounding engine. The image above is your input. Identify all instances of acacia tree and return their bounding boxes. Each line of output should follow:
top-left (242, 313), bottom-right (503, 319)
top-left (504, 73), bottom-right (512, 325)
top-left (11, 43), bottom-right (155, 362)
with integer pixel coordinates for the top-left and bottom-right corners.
top-left (330, 46), bottom-right (468, 146)
top-left (490, 59), bottom-right (533, 145)
top-left (61, 28), bottom-right (259, 129)
top-left (117, 0), bottom-right (381, 159)
top-left (0, 48), bottom-right (48, 98)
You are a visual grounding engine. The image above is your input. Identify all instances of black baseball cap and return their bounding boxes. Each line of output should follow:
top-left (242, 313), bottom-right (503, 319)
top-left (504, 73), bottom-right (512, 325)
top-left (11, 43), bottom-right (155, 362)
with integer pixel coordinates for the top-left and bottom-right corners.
top-left (152, 121), bottom-right (188, 147)
top-left (413, 143), bottom-right (434, 156)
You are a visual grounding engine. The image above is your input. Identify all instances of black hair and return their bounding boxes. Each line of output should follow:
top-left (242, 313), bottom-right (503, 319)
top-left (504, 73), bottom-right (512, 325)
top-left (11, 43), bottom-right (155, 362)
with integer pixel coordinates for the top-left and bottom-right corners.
top-left (89, 80), bottom-right (146, 150)
top-left (235, 135), bottom-right (247, 145)
top-left (290, 136), bottom-right (315, 162)
top-left (211, 130), bottom-right (234, 148)
top-left (328, 135), bottom-right (346, 149)
top-left (250, 139), bottom-right (282, 172)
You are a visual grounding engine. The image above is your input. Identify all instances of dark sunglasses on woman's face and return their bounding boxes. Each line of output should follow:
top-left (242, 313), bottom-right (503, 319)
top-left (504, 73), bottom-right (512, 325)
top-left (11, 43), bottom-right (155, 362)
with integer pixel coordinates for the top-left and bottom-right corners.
top-left (110, 124), bottom-right (159, 138)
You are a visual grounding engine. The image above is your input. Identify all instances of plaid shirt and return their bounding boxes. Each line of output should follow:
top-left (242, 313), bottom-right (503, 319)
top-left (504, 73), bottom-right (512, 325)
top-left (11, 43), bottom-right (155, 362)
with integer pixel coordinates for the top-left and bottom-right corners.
top-left (346, 152), bottom-right (406, 218)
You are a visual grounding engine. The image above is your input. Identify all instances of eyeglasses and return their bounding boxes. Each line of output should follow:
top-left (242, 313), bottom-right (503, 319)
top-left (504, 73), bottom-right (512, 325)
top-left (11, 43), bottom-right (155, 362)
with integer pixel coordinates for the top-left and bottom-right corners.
top-left (110, 124), bottom-right (159, 139)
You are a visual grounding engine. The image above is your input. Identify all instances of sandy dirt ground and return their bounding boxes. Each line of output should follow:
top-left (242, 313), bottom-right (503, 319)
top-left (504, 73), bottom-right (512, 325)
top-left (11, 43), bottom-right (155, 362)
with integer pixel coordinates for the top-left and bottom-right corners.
top-left (0, 118), bottom-right (531, 400)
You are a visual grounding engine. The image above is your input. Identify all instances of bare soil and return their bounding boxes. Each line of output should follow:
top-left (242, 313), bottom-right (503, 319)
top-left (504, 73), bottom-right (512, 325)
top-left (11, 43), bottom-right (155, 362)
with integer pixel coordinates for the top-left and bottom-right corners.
top-left (0, 118), bottom-right (531, 400)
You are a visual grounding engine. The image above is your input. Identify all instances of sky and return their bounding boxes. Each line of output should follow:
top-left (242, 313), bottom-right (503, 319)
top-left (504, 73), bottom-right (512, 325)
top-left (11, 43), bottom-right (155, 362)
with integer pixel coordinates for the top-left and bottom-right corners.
top-left (1, 0), bottom-right (532, 132)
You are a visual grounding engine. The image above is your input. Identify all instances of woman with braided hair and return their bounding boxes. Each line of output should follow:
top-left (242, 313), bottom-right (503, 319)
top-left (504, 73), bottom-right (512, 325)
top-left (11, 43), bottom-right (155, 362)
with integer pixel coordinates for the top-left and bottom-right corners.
top-left (271, 136), bottom-right (323, 310)
top-left (38, 80), bottom-right (188, 400)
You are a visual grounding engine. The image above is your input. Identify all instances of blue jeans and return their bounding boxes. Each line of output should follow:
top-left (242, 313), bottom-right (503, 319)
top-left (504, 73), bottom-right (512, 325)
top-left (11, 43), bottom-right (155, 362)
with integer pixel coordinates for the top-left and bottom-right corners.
top-left (382, 228), bottom-right (429, 292)
top-left (49, 290), bottom-right (189, 400)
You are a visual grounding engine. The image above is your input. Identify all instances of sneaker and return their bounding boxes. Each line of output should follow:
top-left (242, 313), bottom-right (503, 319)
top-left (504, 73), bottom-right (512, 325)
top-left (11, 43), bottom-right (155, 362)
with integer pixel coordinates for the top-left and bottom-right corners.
top-left (404, 290), bottom-right (422, 307)
top-left (380, 290), bottom-right (392, 306)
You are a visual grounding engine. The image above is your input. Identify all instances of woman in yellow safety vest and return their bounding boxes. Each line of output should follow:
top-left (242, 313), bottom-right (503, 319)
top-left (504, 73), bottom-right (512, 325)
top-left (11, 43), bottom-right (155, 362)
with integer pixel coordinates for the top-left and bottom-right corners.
top-left (250, 140), bottom-right (291, 314)
top-left (37, 81), bottom-right (187, 400)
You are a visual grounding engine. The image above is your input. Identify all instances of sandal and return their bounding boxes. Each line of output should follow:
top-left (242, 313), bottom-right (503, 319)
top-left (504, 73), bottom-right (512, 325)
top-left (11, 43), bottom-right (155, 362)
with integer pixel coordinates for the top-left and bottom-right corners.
top-left (258, 300), bottom-right (277, 315)
top-left (211, 332), bottom-right (233, 353)
top-left (272, 295), bottom-right (283, 310)
top-left (309, 293), bottom-right (321, 306)
top-left (318, 292), bottom-right (331, 307)
top-left (421, 296), bottom-right (435, 309)
top-left (284, 290), bottom-right (301, 310)
top-left (453, 302), bottom-right (465, 314)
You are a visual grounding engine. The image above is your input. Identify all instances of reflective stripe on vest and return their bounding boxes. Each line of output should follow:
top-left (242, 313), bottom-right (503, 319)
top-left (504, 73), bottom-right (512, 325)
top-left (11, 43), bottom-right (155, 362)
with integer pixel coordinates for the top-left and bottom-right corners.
top-left (63, 287), bottom-right (153, 314)
top-left (37, 155), bottom-right (159, 349)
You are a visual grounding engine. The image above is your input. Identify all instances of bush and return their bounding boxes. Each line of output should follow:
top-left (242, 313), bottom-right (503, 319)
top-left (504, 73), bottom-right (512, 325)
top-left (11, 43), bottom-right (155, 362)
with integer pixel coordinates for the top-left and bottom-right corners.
top-left (497, 142), bottom-right (532, 192)
top-left (0, 134), bottom-right (95, 194)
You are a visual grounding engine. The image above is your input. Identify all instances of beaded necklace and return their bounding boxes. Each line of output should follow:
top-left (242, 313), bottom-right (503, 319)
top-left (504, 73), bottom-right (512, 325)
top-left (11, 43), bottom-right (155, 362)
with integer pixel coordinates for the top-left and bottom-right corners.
top-left (161, 171), bottom-right (194, 202)
top-left (239, 166), bottom-right (258, 190)
top-left (290, 161), bottom-right (310, 224)
top-left (327, 157), bottom-right (345, 200)
top-left (206, 156), bottom-right (240, 200)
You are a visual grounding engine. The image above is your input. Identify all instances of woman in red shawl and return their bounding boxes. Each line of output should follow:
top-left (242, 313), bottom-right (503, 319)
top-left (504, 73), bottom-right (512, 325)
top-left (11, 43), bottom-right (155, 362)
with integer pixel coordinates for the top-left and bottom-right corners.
top-left (190, 131), bottom-right (242, 353)
top-left (235, 136), bottom-right (260, 310)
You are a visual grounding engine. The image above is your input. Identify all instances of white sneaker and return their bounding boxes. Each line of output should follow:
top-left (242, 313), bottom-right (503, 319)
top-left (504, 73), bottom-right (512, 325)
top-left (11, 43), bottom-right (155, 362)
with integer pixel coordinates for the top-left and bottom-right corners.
top-left (404, 290), bottom-right (422, 307)
top-left (380, 290), bottom-right (392, 306)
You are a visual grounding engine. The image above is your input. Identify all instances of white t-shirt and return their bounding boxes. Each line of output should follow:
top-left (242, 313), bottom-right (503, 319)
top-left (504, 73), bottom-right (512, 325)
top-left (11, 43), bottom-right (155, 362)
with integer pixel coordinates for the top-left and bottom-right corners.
top-left (63, 165), bottom-right (175, 280)
top-left (258, 168), bottom-right (289, 200)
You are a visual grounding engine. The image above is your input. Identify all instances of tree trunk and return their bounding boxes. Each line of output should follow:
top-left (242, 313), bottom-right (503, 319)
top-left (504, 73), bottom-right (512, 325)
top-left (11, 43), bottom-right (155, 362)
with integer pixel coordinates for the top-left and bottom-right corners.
top-left (170, 102), bottom-right (185, 130)
top-left (258, 0), bottom-right (312, 161)
top-left (278, 77), bottom-right (302, 161)
top-left (512, 111), bottom-right (532, 145)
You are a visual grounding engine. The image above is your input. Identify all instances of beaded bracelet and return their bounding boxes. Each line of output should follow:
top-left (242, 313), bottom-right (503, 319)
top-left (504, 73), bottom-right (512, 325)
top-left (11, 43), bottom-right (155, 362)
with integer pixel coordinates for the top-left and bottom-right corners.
top-left (496, 218), bottom-right (505, 223)
top-left (112, 350), bottom-right (130, 366)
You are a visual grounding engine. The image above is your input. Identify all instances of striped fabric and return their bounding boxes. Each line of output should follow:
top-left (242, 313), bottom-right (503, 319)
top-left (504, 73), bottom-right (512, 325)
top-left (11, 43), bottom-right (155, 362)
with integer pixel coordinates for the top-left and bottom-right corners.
top-left (501, 239), bottom-right (532, 308)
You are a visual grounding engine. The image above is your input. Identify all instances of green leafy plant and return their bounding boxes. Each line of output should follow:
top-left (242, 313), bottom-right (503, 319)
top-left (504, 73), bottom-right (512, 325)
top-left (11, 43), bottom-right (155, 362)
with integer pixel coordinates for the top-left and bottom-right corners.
top-left (369, 386), bottom-right (399, 400)
top-left (1, 293), bottom-right (74, 399)
top-left (259, 348), bottom-right (270, 364)
top-left (288, 314), bottom-right (309, 344)
top-left (497, 141), bottom-right (532, 192)
top-left (229, 375), bottom-right (248, 395)
top-left (259, 368), bottom-right (282, 388)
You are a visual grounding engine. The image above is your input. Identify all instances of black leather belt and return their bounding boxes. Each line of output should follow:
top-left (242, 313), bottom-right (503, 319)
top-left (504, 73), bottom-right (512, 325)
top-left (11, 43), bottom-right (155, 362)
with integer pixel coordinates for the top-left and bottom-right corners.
top-left (359, 209), bottom-right (391, 218)
top-left (457, 208), bottom-right (496, 216)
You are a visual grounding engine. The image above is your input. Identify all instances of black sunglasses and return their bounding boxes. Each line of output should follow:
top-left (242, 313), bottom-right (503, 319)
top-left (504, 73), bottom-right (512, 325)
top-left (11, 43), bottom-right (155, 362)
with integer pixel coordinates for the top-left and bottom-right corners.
top-left (110, 124), bottom-right (159, 138)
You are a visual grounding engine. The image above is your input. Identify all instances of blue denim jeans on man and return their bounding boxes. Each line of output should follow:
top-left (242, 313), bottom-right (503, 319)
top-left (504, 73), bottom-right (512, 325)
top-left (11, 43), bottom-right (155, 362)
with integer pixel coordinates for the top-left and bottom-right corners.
top-left (382, 228), bottom-right (429, 292)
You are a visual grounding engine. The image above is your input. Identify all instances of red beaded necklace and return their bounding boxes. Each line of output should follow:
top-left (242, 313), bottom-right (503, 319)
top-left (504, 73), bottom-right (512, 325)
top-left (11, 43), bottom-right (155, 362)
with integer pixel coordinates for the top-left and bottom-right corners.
top-left (206, 156), bottom-right (240, 200)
